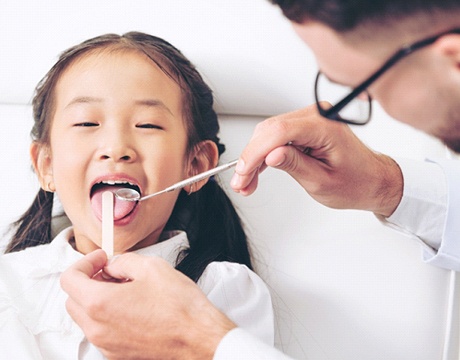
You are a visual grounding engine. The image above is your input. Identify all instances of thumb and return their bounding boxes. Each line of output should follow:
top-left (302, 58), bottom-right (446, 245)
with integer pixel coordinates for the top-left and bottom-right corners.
top-left (265, 145), bottom-right (315, 177)
top-left (104, 253), bottom-right (170, 281)
top-left (69, 249), bottom-right (107, 278)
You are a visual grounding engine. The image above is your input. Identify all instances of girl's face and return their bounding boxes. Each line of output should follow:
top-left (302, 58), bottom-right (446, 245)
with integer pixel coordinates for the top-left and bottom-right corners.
top-left (32, 49), bottom-right (195, 254)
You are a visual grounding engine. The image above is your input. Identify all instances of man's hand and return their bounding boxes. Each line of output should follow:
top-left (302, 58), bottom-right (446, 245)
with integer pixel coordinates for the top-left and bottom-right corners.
top-left (61, 250), bottom-right (236, 360)
top-left (231, 105), bottom-right (403, 217)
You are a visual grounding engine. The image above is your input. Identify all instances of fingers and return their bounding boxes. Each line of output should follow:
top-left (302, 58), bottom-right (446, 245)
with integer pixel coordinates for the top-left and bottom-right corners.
top-left (231, 161), bottom-right (267, 196)
top-left (64, 294), bottom-right (94, 333)
top-left (60, 249), bottom-right (108, 296)
top-left (61, 250), bottom-right (109, 333)
top-left (230, 105), bottom-right (324, 195)
top-left (230, 120), bottom-right (293, 194)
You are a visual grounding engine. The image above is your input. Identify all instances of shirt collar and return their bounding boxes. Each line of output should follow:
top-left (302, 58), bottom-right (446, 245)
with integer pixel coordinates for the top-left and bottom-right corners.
top-left (32, 228), bottom-right (190, 278)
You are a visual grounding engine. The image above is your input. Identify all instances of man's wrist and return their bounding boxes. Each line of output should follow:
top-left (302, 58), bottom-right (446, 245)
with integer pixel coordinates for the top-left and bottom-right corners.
top-left (183, 305), bottom-right (236, 360)
top-left (374, 155), bottom-right (403, 217)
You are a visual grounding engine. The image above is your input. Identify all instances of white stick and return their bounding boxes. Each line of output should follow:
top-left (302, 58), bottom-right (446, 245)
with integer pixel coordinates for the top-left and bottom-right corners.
top-left (102, 191), bottom-right (114, 258)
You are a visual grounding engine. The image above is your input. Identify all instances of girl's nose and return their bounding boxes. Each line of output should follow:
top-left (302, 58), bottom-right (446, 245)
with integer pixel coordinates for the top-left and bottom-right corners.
top-left (100, 150), bottom-right (136, 162)
top-left (98, 134), bottom-right (137, 163)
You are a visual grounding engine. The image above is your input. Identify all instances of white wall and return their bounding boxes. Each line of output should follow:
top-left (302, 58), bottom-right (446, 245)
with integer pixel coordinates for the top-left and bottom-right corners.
top-left (0, 0), bottom-right (315, 115)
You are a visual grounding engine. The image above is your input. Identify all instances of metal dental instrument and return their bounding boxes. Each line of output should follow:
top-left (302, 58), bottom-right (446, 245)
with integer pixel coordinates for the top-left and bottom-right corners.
top-left (115, 159), bottom-right (238, 202)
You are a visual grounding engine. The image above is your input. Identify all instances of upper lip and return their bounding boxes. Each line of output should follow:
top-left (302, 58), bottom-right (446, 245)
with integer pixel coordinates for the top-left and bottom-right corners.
top-left (90, 173), bottom-right (142, 196)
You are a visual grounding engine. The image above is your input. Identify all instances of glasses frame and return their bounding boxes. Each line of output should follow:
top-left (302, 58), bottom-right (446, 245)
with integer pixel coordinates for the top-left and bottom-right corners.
top-left (314, 27), bottom-right (460, 125)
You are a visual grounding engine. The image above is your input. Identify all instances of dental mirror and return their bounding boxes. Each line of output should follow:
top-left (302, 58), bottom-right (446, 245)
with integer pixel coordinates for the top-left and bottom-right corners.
top-left (115, 159), bottom-right (238, 202)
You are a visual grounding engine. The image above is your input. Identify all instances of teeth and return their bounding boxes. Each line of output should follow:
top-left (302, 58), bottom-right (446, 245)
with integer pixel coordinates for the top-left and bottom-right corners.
top-left (101, 180), bottom-right (136, 186)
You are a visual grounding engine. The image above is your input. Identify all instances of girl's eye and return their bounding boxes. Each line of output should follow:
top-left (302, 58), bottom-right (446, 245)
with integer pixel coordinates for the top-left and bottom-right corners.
top-left (136, 123), bottom-right (163, 130)
top-left (74, 122), bottom-right (99, 127)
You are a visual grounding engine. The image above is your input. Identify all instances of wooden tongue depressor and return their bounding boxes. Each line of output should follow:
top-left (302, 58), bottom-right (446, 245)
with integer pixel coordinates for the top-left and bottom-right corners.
top-left (102, 191), bottom-right (114, 258)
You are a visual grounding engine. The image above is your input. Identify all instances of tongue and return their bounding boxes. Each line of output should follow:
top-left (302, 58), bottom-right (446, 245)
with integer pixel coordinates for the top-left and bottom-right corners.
top-left (91, 185), bottom-right (137, 221)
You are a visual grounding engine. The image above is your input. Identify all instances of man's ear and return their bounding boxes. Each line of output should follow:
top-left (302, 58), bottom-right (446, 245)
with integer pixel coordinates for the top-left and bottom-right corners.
top-left (184, 140), bottom-right (219, 194)
top-left (30, 142), bottom-right (55, 192)
top-left (433, 33), bottom-right (460, 68)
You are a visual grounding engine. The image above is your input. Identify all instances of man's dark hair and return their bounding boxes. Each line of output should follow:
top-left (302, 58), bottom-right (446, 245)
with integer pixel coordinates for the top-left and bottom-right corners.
top-left (270, 0), bottom-right (460, 32)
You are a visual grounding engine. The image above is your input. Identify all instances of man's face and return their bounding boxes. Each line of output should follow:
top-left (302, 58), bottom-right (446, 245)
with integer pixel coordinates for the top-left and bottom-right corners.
top-left (293, 21), bottom-right (460, 152)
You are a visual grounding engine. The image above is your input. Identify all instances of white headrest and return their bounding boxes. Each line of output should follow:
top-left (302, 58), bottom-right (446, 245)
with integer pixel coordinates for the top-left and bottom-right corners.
top-left (1, 0), bottom-right (315, 116)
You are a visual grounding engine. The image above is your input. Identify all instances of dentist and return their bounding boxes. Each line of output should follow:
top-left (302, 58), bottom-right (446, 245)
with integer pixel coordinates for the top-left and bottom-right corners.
top-left (61, 0), bottom-right (460, 358)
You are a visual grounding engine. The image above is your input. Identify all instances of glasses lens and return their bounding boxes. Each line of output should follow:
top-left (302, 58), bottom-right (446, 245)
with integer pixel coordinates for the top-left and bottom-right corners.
top-left (315, 73), bottom-right (371, 124)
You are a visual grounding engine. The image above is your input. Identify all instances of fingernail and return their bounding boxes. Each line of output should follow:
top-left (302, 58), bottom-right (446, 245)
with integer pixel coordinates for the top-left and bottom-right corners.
top-left (235, 159), bottom-right (245, 173)
top-left (230, 173), bottom-right (241, 188)
top-left (101, 270), bottom-right (113, 280)
top-left (274, 154), bottom-right (286, 167)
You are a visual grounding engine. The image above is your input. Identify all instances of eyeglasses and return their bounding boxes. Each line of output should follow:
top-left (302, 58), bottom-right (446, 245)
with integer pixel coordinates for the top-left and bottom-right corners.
top-left (314, 28), bottom-right (460, 125)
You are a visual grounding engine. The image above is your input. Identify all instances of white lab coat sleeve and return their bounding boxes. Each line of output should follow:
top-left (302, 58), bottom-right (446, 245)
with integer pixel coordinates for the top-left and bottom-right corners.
top-left (422, 158), bottom-right (460, 269)
top-left (214, 328), bottom-right (293, 360)
top-left (377, 157), bottom-right (460, 271)
top-left (197, 261), bottom-right (274, 346)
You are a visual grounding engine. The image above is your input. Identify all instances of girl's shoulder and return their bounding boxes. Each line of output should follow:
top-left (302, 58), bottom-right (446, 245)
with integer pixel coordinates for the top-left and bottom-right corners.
top-left (197, 261), bottom-right (271, 310)
top-left (0, 242), bottom-right (51, 275)
top-left (0, 242), bottom-right (59, 302)
top-left (0, 229), bottom-right (80, 335)
top-left (198, 261), bottom-right (264, 292)
top-left (0, 227), bottom-right (79, 288)
top-left (198, 261), bottom-right (274, 345)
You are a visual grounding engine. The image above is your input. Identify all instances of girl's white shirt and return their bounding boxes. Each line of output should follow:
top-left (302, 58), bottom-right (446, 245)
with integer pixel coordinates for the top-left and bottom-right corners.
top-left (0, 227), bottom-right (274, 359)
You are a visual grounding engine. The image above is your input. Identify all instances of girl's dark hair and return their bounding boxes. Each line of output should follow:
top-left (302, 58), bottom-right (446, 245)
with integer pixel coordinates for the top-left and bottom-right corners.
top-left (5, 32), bottom-right (252, 281)
top-left (270, 0), bottom-right (460, 32)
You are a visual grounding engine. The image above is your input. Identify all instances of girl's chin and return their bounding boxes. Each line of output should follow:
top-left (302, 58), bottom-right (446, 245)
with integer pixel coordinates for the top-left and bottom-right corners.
top-left (71, 232), bottom-right (141, 255)
top-left (73, 219), bottom-right (162, 254)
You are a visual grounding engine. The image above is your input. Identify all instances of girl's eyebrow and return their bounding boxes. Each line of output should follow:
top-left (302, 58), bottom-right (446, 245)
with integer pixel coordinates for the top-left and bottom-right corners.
top-left (65, 96), bottom-right (103, 109)
top-left (64, 97), bottom-right (173, 115)
top-left (135, 99), bottom-right (173, 116)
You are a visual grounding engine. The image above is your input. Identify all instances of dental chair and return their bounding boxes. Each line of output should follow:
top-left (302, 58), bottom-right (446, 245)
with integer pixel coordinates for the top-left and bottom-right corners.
top-left (0, 1), bottom-right (456, 359)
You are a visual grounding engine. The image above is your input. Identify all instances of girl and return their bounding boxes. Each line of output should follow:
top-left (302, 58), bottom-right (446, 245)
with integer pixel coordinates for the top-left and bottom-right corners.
top-left (0, 32), bottom-right (273, 359)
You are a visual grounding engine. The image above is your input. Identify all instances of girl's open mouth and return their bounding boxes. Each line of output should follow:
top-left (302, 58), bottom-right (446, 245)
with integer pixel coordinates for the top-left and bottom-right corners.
top-left (90, 182), bottom-right (140, 221)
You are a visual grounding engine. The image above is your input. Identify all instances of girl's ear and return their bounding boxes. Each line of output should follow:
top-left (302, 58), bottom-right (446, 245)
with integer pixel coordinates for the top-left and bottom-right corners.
top-left (30, 142), bottom-right (55, 192)
top-left (184, 140), bottom-right (219, 194)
